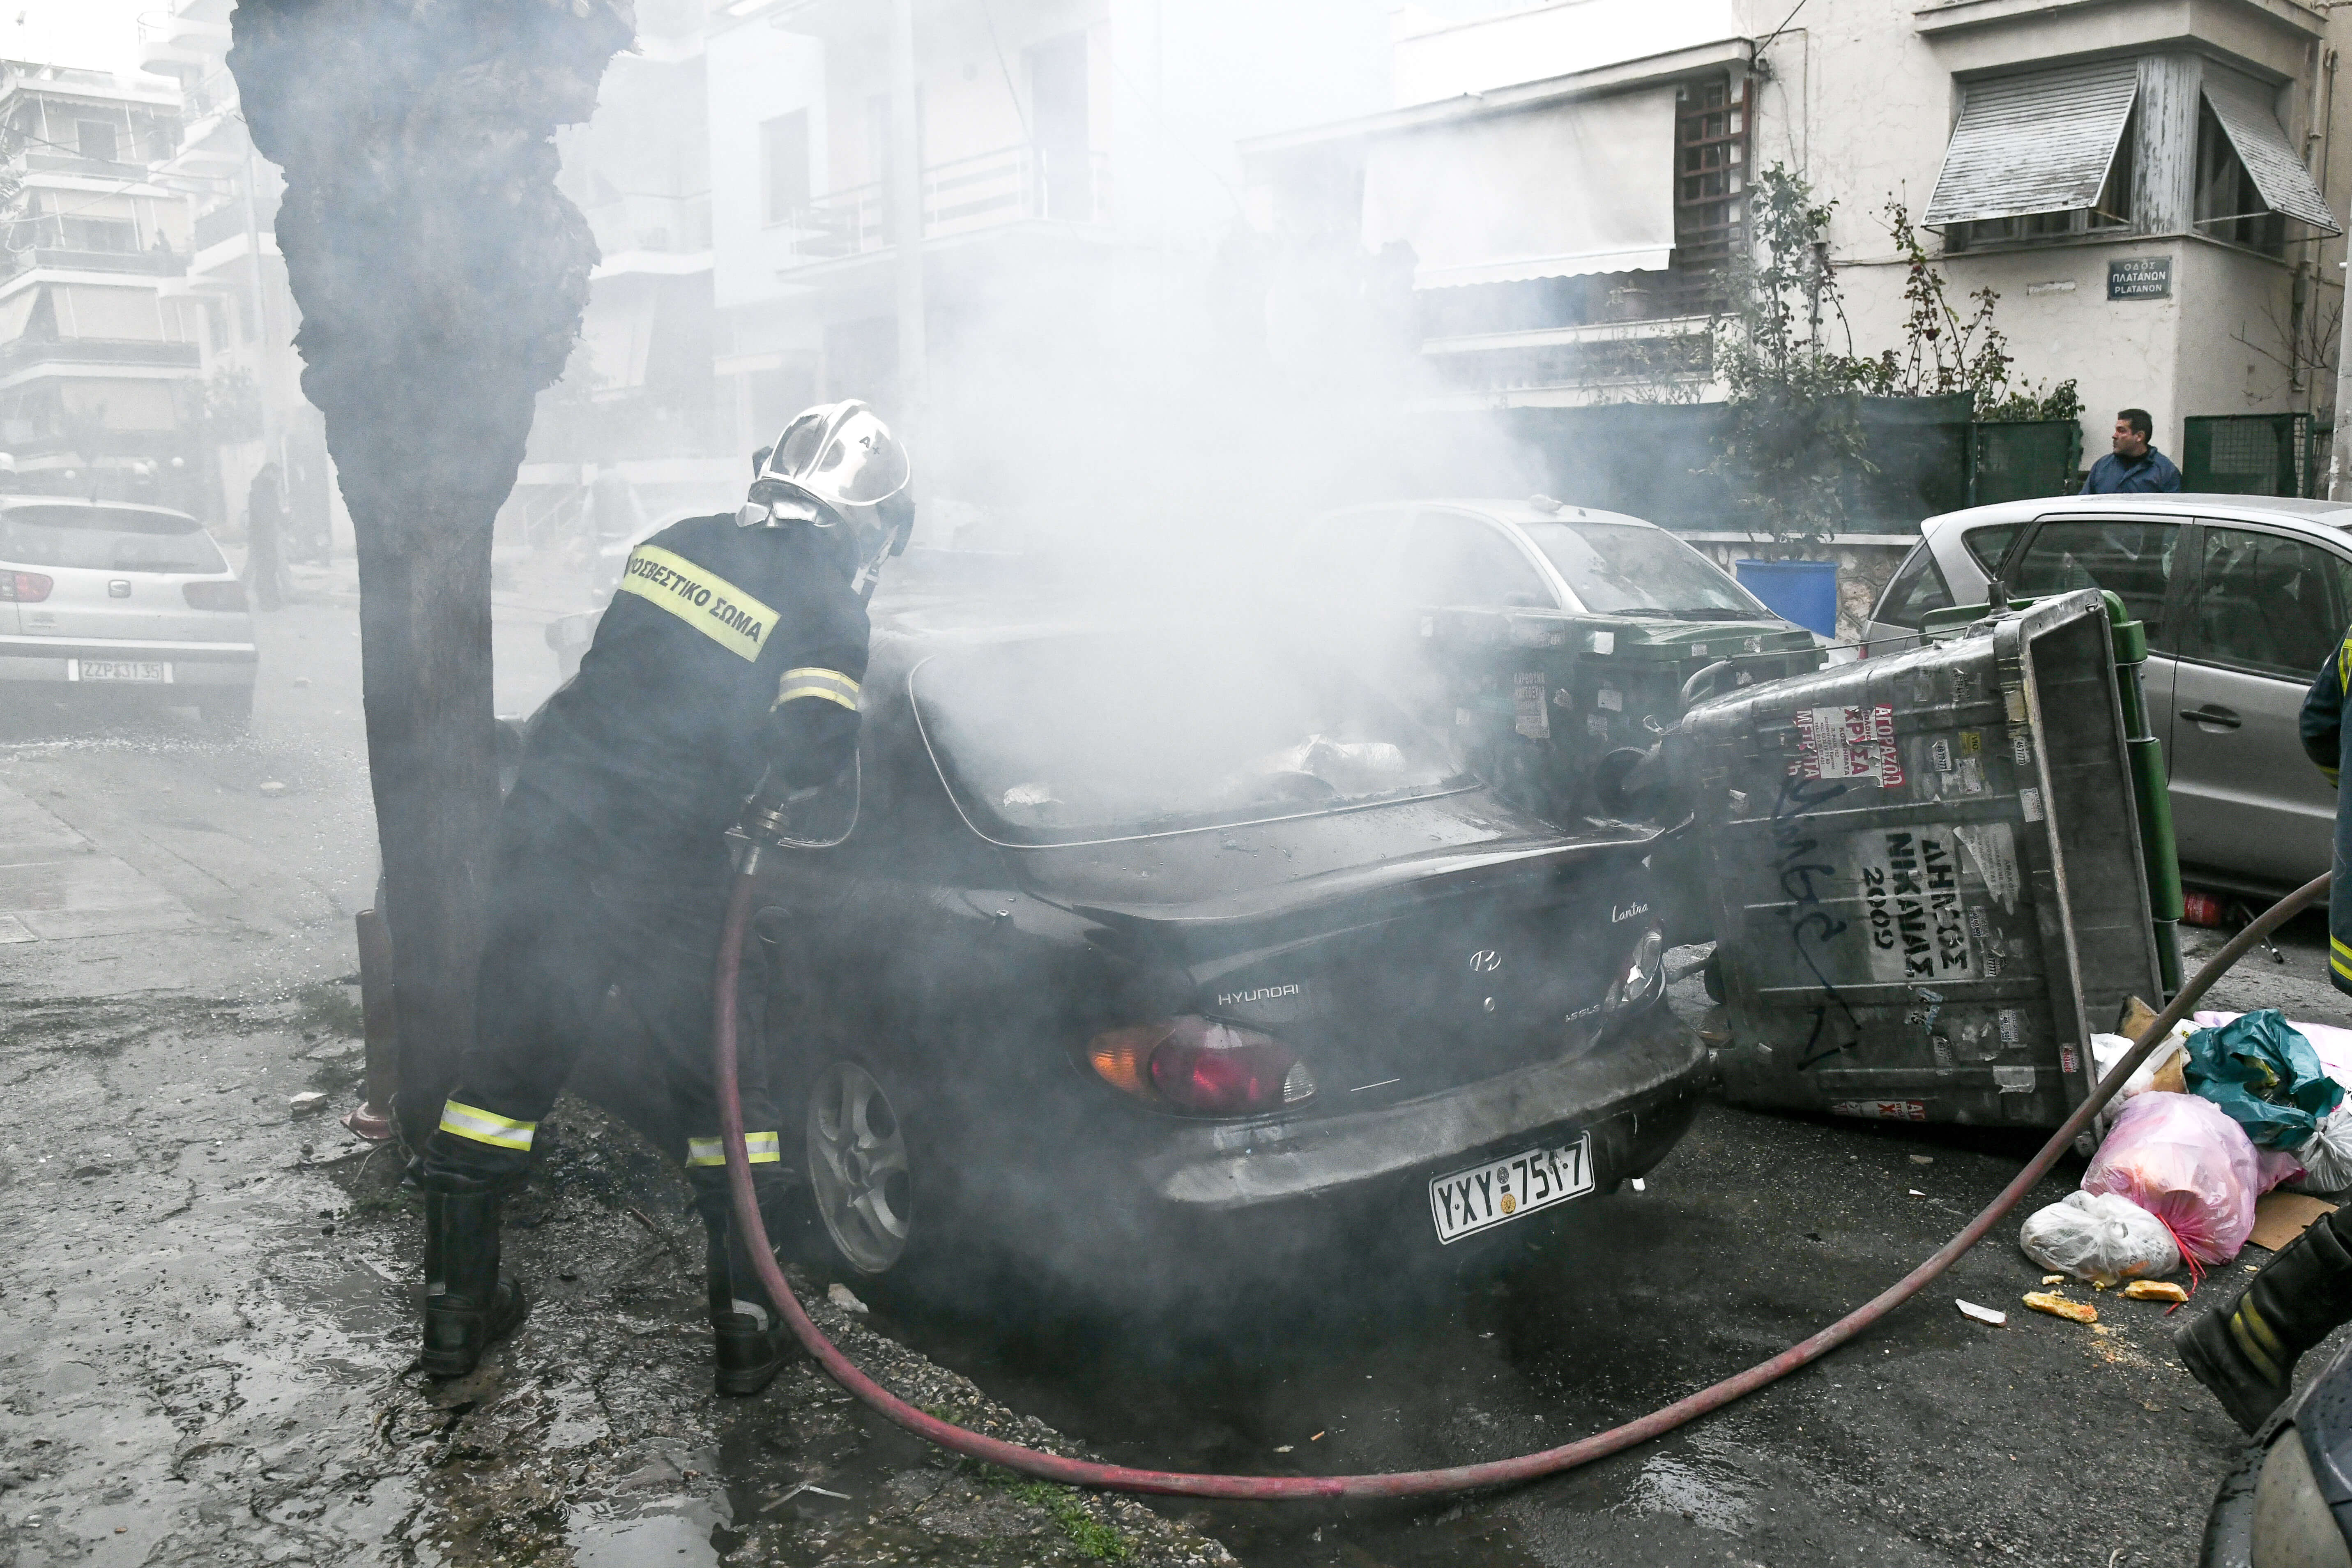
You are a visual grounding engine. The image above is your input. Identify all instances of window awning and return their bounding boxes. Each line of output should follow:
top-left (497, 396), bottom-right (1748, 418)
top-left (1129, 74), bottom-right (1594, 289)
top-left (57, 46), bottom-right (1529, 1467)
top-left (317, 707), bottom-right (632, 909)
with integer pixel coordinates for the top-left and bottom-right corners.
top-left (1923, 61), bottom-right (2138, 228)
top-left (60, 380), bottom-right (180, 433)
top-left (2202, 72), bottom-right (2340, 235)
top-left (1361, 83), bottom-right (1680, 289)
top-left (0, 290), bottom-right (37, 344)
top-left (51, 285), bottom-right (166, 342)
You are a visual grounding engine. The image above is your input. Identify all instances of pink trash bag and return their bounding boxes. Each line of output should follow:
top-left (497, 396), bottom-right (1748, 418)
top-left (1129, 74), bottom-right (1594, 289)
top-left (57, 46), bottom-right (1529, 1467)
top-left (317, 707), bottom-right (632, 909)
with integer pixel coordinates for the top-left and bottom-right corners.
top-left (2082, 1091), bottom-right (2261, 1267)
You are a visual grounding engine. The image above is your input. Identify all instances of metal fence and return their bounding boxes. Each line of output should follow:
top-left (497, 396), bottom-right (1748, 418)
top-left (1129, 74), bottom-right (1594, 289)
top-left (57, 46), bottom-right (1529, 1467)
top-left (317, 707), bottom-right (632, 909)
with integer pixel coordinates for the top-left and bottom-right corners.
top-left (1969, 419), bottom-right (2082, 507)
top-left (2181, 413), bottom-right (2321, 498)
top-left (1462, 397), bottom-right (2079, 533)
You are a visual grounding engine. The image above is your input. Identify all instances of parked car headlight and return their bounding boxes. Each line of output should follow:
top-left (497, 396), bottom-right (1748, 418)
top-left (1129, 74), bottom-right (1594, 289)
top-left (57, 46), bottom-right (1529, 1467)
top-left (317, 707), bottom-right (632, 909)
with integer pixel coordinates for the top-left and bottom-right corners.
top-left (1087, 1015), bottom-right (1316, 1117)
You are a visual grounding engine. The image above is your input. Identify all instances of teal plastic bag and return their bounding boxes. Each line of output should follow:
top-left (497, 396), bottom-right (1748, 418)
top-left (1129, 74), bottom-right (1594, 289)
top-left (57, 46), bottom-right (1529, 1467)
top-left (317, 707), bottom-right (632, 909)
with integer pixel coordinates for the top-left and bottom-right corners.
top-left (2185, 1009), bottom-right (2345, 1149)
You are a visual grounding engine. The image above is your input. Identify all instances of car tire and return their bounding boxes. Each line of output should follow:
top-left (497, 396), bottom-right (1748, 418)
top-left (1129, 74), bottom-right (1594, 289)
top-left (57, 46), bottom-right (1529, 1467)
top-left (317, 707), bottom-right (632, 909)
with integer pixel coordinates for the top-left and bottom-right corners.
top-left (1702, 949), bottom-right (1725, 1004)
top-left (801, 1053), bottom-right (932, 1279)
top-left (199, 688), bottom-right (253, 737)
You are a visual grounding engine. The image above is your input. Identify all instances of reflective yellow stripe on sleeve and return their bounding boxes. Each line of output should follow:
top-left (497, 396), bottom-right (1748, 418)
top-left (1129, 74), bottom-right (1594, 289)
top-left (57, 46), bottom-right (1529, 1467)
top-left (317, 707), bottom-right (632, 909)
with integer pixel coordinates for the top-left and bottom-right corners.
top-left (773, 666), bottom-right (861, 713)
top-left (438, 1101), bottom-right (537, 1152)
top-left (2332, 937), bottom-right (2352, 981)
top-left (687, 1132), bottom-right (781, 1167)
top-left (616, 545), bottom-right (779, 663)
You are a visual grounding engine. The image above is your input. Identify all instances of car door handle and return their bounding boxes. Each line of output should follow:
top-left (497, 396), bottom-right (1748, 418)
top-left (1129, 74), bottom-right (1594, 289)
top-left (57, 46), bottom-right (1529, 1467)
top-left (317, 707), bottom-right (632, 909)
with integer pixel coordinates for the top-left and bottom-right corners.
top-left (2179, 705), bottom-right (2242, 730)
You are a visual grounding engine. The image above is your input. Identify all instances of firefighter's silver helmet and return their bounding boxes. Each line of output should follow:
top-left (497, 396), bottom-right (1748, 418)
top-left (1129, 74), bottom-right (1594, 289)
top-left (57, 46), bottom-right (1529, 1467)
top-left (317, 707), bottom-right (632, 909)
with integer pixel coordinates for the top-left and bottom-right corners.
top-left (737, 400), bottom-right (914, 595)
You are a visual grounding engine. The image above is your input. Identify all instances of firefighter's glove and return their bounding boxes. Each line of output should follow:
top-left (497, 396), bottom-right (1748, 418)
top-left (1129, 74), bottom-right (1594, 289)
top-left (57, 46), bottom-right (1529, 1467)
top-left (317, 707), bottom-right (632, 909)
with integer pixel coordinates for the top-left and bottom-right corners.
top-left (741, 781), bottom-right (851, 853)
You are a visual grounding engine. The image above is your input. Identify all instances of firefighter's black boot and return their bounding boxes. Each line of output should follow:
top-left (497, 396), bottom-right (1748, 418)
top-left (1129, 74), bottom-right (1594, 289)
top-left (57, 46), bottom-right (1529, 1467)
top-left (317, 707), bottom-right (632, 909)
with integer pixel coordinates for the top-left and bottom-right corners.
top-left (2178, 1207), bottom-right (2352, 1432)
top-left (419, 1172), bottom-right (529, 1379)
top-left (692, 1170), bottom-right (799, 1396)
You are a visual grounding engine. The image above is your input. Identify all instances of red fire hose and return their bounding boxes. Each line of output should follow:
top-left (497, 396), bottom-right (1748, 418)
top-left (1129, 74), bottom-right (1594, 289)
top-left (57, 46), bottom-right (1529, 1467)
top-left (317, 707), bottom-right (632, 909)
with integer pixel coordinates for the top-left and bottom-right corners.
top-left (714, 860), bottom-right (2328, 1499)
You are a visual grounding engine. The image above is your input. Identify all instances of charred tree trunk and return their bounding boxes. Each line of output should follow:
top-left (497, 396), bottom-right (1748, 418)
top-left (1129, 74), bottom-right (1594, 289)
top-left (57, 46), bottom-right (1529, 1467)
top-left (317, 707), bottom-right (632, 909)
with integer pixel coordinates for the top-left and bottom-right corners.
top-left (229, 0), bottom-right (628, 1147)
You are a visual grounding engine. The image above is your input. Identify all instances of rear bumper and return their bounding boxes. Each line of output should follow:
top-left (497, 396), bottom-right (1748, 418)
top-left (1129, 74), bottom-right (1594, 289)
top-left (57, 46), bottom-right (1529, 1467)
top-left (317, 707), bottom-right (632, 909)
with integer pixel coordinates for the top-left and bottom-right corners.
top-left (975, 1008), bottom-right (1712, 1299)
top-left (0, 636), bottom-right (257, 690)
top-left (1137, 1007), bottom-right (1710, 1212)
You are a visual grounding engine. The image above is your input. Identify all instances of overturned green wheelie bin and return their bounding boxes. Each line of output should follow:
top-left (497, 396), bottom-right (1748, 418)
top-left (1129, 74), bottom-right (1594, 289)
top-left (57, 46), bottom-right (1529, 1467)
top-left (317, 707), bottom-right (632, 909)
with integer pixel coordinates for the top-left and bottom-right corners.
top-left (1682, 588), bottom-right (2177, 1130)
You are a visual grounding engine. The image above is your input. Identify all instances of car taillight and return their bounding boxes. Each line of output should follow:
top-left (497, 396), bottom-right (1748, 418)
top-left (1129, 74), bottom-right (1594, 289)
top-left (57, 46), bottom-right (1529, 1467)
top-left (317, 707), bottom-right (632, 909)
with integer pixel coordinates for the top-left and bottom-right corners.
top-left (1602, 924), bottom-right (1667, 1021)
top-left (183, 580), bottom-right (247, 611)
top-left (1087, 1015), bottom-right (1316, 1117)
top-left (0, 571), bottom-right (51, 602)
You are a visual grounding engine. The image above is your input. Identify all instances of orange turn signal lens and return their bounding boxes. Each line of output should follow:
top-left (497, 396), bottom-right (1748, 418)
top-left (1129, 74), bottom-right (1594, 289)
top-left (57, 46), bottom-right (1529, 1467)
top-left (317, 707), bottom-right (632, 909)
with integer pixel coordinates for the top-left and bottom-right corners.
top-left (1087, 1022), bottom-right (1174, 1098)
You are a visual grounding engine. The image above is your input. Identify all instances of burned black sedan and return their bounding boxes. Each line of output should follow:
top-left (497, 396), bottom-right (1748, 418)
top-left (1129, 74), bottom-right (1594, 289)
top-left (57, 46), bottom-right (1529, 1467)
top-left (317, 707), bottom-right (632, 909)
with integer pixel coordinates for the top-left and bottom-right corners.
top-left (747, 617), bottom-right (1708, 1302)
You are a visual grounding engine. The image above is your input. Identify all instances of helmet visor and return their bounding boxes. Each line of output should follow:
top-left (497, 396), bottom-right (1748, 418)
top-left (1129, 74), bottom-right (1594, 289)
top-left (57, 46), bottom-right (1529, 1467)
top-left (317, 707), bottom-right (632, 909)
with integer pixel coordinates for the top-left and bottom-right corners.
top-left (769, 403), bottom-right (911, 509)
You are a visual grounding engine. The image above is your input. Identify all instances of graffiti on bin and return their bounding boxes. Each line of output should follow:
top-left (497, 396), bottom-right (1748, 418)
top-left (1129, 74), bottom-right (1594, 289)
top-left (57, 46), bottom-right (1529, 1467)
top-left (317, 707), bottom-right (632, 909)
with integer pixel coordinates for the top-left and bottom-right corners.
top-left (1768, 766), bottom-right (2029, 1069)
top-left (1769, 772), bottom-right (1863, 1069)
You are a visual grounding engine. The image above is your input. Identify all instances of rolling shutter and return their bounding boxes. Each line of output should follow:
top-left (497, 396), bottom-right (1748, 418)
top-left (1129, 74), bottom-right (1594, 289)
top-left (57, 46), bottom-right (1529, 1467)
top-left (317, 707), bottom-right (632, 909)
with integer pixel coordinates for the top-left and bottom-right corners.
top-left (1923, 62), bottom-right (2138, 228)
top-left (2202, 72), bottom-right (2339, 234)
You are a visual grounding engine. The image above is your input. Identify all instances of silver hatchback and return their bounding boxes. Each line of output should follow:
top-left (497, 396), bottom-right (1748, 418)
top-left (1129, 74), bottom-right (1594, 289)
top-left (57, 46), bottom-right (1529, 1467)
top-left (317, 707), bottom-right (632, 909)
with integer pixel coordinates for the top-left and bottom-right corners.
top-left (0, 497), bottom-right (258, 732)
top-left (1863, 493), bottom-right (2352, 899)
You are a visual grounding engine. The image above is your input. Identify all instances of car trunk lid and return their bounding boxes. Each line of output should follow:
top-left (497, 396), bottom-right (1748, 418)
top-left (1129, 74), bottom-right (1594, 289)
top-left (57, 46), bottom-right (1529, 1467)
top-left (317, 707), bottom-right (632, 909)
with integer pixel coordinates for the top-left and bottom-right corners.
top-left (1018, 797), bottom-right (1664, 1111)
top-left (0, 503), bottom-right (230, 646)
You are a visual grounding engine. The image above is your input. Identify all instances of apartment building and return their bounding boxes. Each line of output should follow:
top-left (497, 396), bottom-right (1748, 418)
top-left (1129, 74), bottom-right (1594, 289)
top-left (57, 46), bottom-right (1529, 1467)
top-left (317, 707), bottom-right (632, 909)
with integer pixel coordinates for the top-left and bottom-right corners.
top-left (702, 0), bottom-right (1395, 536)
top-left (134, 0), bottom-right (334, 537)
top-left (511, 0), bottom-right (741, 551)
top-left (0, 62), bottom-right (207, 511)
top-left (1245, 0), bottom-right (2352, 485)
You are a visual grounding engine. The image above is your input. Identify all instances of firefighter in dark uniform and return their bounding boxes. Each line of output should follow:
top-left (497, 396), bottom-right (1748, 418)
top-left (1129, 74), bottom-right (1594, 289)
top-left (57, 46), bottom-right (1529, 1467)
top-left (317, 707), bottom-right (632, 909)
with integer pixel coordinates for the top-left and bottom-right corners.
top-left (415, 402), bottom-right (914, 1393)
top-left (2176, 625), bottom-right (2352, 1430)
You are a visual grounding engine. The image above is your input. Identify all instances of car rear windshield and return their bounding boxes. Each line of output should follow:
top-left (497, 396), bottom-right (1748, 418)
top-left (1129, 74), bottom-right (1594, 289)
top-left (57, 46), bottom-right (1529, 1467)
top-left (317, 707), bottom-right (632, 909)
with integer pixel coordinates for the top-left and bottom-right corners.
top-left (1518, 520), bottom-right (1769, 619)
top-left (0, 506), bottom-right (226, 574)
top-left (913, 634), bottom-right (1467, 844)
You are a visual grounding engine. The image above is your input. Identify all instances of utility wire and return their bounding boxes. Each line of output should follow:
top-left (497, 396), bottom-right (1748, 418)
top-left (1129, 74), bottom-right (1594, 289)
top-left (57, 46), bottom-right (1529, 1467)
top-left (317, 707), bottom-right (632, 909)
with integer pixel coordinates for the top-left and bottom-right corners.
top-left (1754, 0), bottom-right (1811, 57)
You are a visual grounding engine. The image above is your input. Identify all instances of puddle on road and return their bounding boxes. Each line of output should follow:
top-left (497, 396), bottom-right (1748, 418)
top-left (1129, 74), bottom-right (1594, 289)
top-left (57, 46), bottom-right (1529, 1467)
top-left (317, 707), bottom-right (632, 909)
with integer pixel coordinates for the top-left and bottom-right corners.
top-left (1611, 1429), bottom-right (1756, 1533)
top-left (572, 1504), bottom-right (727, 1568)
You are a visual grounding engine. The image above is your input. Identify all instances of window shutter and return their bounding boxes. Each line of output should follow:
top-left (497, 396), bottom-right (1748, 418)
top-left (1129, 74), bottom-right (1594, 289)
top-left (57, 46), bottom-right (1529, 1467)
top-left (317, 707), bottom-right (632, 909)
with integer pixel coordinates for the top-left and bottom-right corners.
top-left (1924, 62), bottom-right (2139, 228)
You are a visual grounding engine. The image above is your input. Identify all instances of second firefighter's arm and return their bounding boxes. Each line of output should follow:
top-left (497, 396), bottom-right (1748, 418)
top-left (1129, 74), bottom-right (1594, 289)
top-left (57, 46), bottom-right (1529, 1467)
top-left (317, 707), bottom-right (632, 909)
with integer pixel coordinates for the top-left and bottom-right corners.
top-left (2302, 631), bottom-right (2350, 786)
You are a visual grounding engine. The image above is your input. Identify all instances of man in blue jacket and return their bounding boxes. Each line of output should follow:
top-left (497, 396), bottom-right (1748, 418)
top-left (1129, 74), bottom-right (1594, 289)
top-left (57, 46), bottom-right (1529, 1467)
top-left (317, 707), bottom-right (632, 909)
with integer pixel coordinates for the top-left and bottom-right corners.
top-left (2084, 409), bottom-right (2182, 494)
top-left (2176, 628), bottom-right (2352, 1429)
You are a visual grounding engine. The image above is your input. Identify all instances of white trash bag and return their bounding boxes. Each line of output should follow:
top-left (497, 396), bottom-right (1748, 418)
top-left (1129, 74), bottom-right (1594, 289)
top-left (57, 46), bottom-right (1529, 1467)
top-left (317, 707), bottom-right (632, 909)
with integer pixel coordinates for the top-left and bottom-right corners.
top-left (2018, 1190), bottom-right (2180, 1285)
top-left (2301, 1104), bottom-right (2352, 1194)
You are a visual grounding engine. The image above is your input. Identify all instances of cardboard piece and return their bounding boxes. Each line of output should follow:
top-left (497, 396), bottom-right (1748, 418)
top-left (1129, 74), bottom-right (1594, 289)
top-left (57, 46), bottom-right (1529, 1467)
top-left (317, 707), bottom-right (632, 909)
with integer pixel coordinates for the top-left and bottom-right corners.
top-left (2251, 1193), bottom-right (2341, 1253)
top-left (2110, 996), bottom-right (2189, 1094)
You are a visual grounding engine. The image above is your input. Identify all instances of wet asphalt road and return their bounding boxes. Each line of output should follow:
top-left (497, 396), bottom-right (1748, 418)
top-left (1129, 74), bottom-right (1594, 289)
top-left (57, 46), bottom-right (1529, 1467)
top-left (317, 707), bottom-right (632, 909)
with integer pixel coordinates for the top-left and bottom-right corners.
top-left (1, 566), bottom-right (2343, 1566)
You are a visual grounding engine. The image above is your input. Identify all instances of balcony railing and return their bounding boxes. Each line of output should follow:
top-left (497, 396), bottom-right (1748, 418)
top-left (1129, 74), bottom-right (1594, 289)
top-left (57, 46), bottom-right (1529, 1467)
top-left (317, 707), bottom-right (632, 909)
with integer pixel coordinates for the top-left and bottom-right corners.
top-left (21, 150), bottom-right (153, 182)
top-left (194, 200), bottom-right (273, 252)
top-left (180, 67), bottom-right (242, 125)
top-left (0, 248), bottom-right (184, 283)
top-left (0, 338), bottom-right (203, 376)
top-left (781, 143), bottom-right (1111, 265)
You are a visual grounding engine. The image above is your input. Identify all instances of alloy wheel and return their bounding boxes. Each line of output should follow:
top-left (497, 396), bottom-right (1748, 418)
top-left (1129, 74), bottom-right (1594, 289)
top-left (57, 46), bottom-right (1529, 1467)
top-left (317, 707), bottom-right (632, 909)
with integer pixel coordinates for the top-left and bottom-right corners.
top-left (806, 1060), bottom-right (913, 1274)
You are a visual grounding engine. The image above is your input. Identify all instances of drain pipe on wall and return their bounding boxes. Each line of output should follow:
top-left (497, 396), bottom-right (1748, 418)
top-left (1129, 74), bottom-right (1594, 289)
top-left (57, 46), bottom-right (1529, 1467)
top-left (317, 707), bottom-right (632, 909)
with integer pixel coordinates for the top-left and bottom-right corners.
top-left (713, 854), bottom-right (2326, 1499)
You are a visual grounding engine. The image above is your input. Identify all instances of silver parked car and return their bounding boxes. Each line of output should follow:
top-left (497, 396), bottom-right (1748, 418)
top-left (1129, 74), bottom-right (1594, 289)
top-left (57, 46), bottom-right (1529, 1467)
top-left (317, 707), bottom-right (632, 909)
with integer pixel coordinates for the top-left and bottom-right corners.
top-left (1862, 493), bottom-right (2352, 898)
top-left (0, 497), bottom-right (257, 732)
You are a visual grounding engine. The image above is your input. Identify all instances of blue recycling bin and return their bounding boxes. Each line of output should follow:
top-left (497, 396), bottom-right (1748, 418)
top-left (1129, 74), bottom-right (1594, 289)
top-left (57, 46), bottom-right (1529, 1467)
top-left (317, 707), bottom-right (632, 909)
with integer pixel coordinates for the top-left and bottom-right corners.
top-left (1735, 558), bottom-right (1839, 638)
